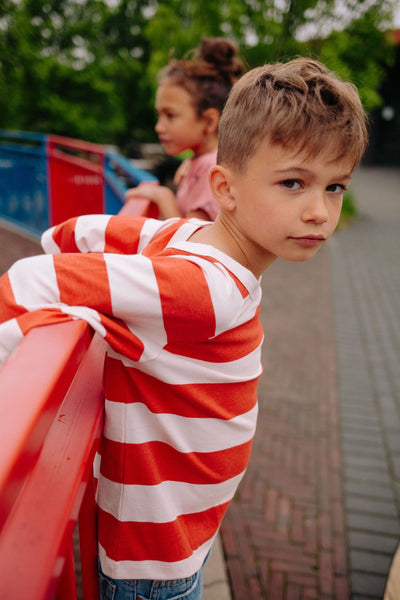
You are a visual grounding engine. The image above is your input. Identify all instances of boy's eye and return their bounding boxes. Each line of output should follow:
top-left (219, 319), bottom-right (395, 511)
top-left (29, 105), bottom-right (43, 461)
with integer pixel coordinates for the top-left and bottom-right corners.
top-left (281, 179), bottom-right (301, 190)
top-left (326, 183), bottom-right (346, 193)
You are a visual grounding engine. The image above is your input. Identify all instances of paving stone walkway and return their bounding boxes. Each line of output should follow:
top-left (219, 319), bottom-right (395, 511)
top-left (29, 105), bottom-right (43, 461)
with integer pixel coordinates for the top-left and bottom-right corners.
top-left (0, 220), bottom-right (42, 273)
top-left (220, 166), bottom-right (400, 599)
top-left (331, 168), bottom-right (400, 600)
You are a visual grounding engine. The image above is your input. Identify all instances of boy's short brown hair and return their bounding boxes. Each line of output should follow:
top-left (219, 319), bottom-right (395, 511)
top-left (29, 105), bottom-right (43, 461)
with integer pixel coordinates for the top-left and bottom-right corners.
top-left (217, 57), bottom-right (368, 173)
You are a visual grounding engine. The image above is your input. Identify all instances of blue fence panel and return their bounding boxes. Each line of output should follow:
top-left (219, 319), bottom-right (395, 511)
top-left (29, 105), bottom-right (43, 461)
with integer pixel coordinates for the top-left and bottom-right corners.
top-left (0, 130), bottom-right (49, 236)
top-left (0, 132), bottom-right (159, 237)
top-left (104, 149), bottom-right (157, 215)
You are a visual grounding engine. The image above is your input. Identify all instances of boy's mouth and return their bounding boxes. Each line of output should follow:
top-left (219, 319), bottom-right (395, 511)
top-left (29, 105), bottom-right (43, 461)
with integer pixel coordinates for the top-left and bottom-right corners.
top-left (290, 235), bottom-right (325, 247)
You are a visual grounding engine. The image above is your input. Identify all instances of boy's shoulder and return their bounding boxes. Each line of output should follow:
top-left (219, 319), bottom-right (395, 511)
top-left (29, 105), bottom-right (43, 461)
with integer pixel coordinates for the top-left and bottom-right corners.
top-left (148, 221), bottom-right (261, 303)
top-left (118, 217), bottom-right (261, 311)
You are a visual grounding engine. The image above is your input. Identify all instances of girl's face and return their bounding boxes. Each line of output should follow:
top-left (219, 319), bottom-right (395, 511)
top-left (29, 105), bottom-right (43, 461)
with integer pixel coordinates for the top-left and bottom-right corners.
top-left (155, 82), bottom-right (211, 156)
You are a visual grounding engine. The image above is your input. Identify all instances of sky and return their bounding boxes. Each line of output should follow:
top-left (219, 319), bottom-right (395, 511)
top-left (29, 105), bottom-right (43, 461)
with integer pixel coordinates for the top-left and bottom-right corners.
top-left (395, 3), bottom-right (400, 27)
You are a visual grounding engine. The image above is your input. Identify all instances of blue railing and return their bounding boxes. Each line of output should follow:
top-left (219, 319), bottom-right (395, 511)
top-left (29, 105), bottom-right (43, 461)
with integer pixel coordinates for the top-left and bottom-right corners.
top-left (0, 131), bottom-right (49, 236)
top-left (0, 130), bottom-right (157, 237)
top-left (104, 149), bottom-right (157, 215)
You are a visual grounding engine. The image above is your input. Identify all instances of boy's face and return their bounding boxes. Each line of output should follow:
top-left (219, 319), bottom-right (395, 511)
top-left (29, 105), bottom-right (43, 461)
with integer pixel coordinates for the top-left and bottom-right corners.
top-left (217, 140), bottom-right (354, 277)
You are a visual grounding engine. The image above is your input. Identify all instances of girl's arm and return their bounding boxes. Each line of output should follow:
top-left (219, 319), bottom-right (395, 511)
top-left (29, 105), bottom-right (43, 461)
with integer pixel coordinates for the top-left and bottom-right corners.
top-left (125, 184), bottom-right (211, 220)
top-left (125, 184), bottom-right (180, 219)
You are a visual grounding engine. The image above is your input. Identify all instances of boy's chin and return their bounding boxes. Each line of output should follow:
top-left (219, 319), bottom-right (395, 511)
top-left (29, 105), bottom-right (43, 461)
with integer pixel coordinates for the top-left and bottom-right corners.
top-left (283, 248), bottom-right (323, 263)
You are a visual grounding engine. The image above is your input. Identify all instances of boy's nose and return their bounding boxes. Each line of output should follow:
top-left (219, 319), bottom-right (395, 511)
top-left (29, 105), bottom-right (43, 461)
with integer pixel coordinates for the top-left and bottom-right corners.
top-left (302, 191), bottom-right (329, 223)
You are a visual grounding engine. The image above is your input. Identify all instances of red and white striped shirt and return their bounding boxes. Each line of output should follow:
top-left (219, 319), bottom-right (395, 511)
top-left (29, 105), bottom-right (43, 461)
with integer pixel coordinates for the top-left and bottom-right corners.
top-left (0, 215), bottom-right (263, 580)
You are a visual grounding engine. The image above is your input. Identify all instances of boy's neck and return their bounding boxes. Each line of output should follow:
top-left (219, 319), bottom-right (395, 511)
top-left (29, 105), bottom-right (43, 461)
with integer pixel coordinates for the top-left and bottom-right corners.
top-left (189, 217), bottom-right (276, 278)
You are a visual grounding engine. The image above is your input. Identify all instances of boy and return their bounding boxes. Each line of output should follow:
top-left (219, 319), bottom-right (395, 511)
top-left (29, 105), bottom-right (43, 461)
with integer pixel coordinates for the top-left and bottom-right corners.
top-left (0, 57), bottom-right (368, 600)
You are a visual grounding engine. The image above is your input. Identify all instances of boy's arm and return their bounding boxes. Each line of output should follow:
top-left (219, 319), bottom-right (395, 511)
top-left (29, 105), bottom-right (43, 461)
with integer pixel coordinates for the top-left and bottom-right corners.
top-left (0, 250), bottom-right (167, 366)
top-left (0, 247), bottom-right (252, 368)
top-left (41, 214), bottom-right (170, 256)
top-left (0, 253), bottom-right (81, 365)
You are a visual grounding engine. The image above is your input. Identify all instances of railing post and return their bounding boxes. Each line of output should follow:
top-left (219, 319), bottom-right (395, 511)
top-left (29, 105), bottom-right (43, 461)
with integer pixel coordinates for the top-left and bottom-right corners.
top-left (79, 469), bottom-right (100, 599)
top-left (56, 543), bottom-right (77, 600)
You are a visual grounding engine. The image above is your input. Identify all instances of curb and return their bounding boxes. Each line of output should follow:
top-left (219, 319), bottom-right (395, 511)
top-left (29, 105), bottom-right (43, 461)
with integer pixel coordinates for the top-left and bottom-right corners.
top-left (203, 534), bottom-right (232, 600)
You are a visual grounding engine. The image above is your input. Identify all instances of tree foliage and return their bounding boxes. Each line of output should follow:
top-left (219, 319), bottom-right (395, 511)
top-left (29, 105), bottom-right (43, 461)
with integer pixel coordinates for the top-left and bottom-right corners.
top-left (0, 0), bottom-right (397, 150)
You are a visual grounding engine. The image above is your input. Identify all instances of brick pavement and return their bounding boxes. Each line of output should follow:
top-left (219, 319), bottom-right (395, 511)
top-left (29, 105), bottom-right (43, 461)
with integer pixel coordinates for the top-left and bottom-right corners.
top-left (330, 168), bottom-right (400, 600)
top-left (220, 167), bottom-right (400, 599)
top-left (0, 220), bottom-right (42, 274)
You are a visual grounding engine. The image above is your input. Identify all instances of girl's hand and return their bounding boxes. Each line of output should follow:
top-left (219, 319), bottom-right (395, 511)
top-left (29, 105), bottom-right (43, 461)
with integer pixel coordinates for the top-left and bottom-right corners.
top-left (173, 159), bottom-right (190, 185)
top-left (125, 183), bottom-right (180, 219)
top-left (125, 182), bottom-right (160, 203)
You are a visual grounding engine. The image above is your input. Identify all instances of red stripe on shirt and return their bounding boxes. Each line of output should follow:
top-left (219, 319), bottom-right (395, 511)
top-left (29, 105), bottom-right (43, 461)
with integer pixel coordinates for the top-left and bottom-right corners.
top-left (160, 248), bottom-right (251, 299)
top-left (99, 439), bottom-right (253, 485)
top-left (105, 358), bottom-right (258, 417)
top-left (53, 253), bottom-right (113, 314)
top-left (141, 220), bottom-right (191, 258)
top-left (51, 217), bottom-right (80, 252)
top-left (0, 274), bottom-right (20, 320)
top-left (17, 309), bottom-right (75, 335)
top-left (165, 308), bottom-right (262, 362)
top-left (104, 216), bottom-right (146, 254)
top-left (152, 256), bottom-right (216, 343)
top-left (101, 316), bottom-right (145, 362)
top-left (97, 501), bottom-right (229, 563)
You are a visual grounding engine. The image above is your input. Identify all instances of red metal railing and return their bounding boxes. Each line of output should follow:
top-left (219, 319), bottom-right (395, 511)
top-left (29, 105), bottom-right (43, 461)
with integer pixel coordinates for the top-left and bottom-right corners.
top-left (0, 197), bottom-right (154, 599)
top-left (47, 134), bottom-right (106, 226)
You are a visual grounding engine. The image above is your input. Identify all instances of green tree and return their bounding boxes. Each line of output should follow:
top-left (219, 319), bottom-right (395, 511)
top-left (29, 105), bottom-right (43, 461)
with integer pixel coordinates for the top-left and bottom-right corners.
top-left (0, 0), bottom-right (155, 144)
top-left (312, 3), bottom-right (397, 111)
top-left (0, 0), bottom-right (397, 149)
top-left (144, 0), bottom-right (396, 114)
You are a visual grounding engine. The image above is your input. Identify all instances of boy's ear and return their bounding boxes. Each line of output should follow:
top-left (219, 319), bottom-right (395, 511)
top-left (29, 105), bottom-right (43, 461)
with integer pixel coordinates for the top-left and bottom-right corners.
top-left (209, 165), bottom-right (236, 211)
top-left (202, 107), bottom-right (220, 134)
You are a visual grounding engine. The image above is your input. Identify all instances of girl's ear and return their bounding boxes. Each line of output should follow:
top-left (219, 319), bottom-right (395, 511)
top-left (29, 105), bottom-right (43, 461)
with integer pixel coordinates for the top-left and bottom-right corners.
top-left (202, 107), bottom-right (220, 134)
top-left (209, 165), bottom-right (236, 211)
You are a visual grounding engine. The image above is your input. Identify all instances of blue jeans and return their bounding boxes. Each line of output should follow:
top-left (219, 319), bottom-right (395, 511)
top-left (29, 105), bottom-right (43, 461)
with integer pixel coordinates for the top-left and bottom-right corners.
top-left (98, 561), bottom-right (204, 600)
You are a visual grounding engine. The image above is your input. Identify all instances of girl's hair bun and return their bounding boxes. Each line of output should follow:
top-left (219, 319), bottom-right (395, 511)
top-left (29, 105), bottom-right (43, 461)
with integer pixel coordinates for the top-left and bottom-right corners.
top-left (199, 38), bottom-right (237, 65)
top-left (198, 38), bottom-right (244, 83)
top-left (159, 37), bottom-right (245, 115)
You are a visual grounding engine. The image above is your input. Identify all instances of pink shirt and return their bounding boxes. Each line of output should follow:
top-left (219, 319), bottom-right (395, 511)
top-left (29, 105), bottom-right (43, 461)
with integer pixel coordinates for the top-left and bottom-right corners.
top-left (176, 149), bottom-right (219, 220)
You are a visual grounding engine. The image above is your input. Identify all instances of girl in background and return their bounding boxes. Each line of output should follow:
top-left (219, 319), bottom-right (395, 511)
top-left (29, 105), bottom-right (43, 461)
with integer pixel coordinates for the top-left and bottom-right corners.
top-left (126, 37), bottom-right (245, 220)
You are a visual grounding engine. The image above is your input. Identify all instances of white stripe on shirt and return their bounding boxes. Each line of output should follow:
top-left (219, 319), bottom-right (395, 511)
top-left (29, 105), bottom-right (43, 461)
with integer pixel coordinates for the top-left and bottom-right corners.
top-left (104, 253), bottom-right (167, 360)
top-left (8, 255), bottom-right (60, 307)
top-left (103, 400), bottom-right (258, 451)
top-left (106, 341), bottom-right (262, 382)
top-left (96, 472), bottom-right (245, 523)
top-left (75, 214), bottom-right (111, 253)
top-left (98, 535), bottom-right (216, 580)
top-left (0, 318), bottom-right (24, 365)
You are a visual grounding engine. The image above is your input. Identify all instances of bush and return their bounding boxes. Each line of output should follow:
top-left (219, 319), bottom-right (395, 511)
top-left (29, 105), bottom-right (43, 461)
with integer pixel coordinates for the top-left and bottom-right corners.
top-left (338, 188), bottom-right (358, 228)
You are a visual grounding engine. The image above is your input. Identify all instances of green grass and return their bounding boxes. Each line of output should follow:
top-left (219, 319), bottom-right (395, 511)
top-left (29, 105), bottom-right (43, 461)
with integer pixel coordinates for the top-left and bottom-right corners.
top-left (338, 188), bottom-right (357, 229)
